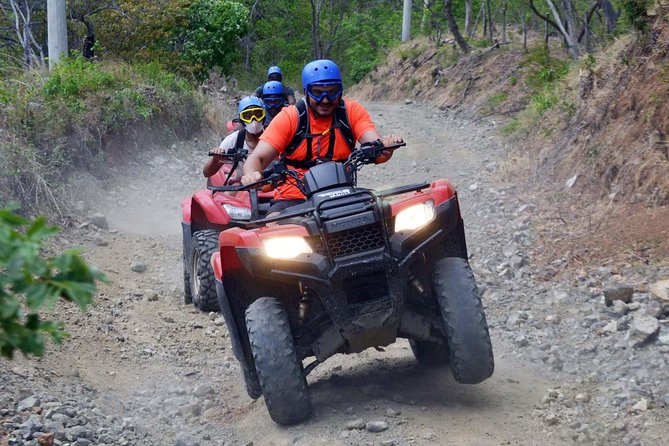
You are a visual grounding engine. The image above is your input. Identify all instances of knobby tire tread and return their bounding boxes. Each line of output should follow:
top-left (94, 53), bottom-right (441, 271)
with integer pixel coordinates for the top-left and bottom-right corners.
top-left (191, 230), bottom-right (220, 312)
top-left (245, 297), bottom-right (311, 425)
top-left (433, 257), bottom-right (494, 384)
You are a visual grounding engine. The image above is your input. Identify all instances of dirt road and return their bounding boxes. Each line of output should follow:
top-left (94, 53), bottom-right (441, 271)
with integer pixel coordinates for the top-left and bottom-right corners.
top-left (3, 100), bottom-right (666, 446)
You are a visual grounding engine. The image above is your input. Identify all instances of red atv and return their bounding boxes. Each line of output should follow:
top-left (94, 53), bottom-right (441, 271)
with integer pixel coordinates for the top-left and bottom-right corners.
top-left (210, 142), bottom-right (494, 424)
top-left (180, 148), bottom-right (272, 311)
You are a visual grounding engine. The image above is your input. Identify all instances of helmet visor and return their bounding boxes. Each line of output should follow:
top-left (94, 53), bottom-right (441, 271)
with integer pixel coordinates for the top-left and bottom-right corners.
top-left (263, 96), bottom-right (284, 109)
top-left (306, 82), bottom-right (343, 103)
top-left (239, 107), bottom-right (266, 123)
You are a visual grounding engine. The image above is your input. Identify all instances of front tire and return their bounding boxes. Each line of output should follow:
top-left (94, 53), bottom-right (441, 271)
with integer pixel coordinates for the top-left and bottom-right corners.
top-left (189, 230), bottom-right (220, 312)
top-left (432, 257), bottom-right (494, 384)
top-left (245, 297), bottom-right (311, 425)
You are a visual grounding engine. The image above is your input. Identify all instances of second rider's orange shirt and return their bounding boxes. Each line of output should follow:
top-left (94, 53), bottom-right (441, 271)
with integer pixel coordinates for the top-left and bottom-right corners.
top-left (260, 98), bottom-right (376, 200)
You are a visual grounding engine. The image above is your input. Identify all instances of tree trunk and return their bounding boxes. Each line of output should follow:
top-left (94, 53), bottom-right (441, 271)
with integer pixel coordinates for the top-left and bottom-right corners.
top-left (421, 0), bottom-right (432, 33)
top-left (444, 0), bottom-right (470, 53)
top-left (486, 0), bottom-right (493, 43)
top-left (465, 0), bottom-right (473, 37)
top-left (530, 0), bottom-right (580, 58)
top-left (502, 0), bottom-right (508, 43)
top-left (309, 0), bottom-right (322, 59)
top-left (600, 0), bottom-right (619, 33)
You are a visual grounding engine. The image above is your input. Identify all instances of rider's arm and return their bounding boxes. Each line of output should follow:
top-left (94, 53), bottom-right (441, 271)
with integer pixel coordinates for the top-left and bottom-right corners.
top-left (241, 140), bottom-right (279, 185)
top-left (203, 132), bottom-right (236, 177)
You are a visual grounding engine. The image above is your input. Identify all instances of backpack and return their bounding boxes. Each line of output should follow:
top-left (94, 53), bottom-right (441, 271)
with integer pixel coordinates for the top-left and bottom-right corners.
top-left (283, 98), bottom-right (355, 169)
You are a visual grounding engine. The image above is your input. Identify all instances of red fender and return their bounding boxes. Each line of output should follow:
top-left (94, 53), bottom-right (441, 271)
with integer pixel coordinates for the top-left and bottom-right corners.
top-left (388, 179), bottom-right (457, 216)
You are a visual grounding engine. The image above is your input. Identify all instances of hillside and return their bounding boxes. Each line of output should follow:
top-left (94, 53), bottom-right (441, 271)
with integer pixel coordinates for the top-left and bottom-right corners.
top-left (352, 21), bottom-right (669, 274)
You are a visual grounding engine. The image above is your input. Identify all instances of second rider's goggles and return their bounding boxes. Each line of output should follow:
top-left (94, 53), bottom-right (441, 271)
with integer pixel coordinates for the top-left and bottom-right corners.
top-left (239, 107), bottom-right (266, 123)
top-left (306, 82), bottom-right (343, 103)
top-left (263, 96), bottom-right (284, 109)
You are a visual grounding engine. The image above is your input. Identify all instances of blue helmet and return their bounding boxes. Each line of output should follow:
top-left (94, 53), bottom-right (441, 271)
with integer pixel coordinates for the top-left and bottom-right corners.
top-left (301, 59), bottom-right (342, 91)
top-left (262, 80), bottom-right (284, 97)
top-left (267, 66), bottom-right (282, 78)
top-left (237, 96), bottom-right (264, 115)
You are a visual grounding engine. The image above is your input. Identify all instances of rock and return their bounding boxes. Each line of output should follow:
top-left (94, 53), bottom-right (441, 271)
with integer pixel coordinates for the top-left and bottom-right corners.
top-left (381, 441), bottom-right (397, 446)
top-left (565, 174), bottom-right (578, 189)
top-left (628, 315), bottom-right (660, 347)
top-left (649, 279), bottom-right (669, 309)
top-left (345, 418), bottom-right (366, 430)
top-left (178, 403), bottom-right (201, 418)
top-left (89, 213), bottom-right (108, 229)
top-left (604, 285), bottom-right (634, 306)
top-left (646, 300), bottom-right (663, 318)
top-left (632, 398), bottom-right (648, 412)
top-left (130, 261), bottom-right (147, 273)
top-left (192, 384), bottom-right (214, 397)
top-left (145, 290), bottom-right (159, 301)
top-left (92, 234), bottom-right (108, 246)
top-left (37, 433), bottom-right (54, 446)
top-left (365, 420), bottom-right (389, 432)
top-left (611, 300), bottom-right (629, 315)
top-left (17, 395), bottom-right (40, 412)
top-left (469, 183), bottom-right (479, 191)
top-left (601, 320), bottom-right (618, 334)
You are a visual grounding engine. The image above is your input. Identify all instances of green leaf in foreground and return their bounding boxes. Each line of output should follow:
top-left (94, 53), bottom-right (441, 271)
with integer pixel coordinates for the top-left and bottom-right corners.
top-left (0, 205), bottom-right (107, 359)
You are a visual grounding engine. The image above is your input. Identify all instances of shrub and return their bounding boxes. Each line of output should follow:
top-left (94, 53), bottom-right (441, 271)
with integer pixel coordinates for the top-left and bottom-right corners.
top-left (0, 205), bottom-right (106, 359)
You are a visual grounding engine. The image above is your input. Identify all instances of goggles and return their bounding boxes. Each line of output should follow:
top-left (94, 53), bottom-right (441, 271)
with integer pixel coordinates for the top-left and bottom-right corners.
top-left (306, 82), bottom-right (343, 103)
top-left (239, 107), bottom-right (266, 123)
top-left (263, 96), bottom-right (284, 109)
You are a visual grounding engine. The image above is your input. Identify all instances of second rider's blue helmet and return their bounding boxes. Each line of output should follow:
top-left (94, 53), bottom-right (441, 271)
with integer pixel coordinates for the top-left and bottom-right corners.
top-left (262, 80), bottom-right (284, 97)
top-left (237, 96), bottom-right (264, 115)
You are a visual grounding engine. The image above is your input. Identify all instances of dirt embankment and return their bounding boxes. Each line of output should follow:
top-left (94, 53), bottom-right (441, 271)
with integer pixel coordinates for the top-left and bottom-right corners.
top-left (352, 19), bottom-right (669, 273)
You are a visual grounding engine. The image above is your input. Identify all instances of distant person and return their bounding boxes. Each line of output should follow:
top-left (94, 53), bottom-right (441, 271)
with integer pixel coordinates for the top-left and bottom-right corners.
top-left (261, 81), bottom-right (288, 126)
top-left (204, 96), bottom-right (266, 180)
top-left (254, 66), bottom-right (296, 105)
top-left (241, 59), bottom-right (403, 215)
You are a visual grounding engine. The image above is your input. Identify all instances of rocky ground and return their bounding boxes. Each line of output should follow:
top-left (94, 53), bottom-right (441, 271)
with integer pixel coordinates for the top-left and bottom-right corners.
top-left (1, 100), bottom-right (668, 446)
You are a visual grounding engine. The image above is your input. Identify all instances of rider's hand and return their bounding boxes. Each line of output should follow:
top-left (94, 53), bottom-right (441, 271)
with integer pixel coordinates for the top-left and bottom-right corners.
top-left (381, 134), bottom-right (403, 147)
top-left (210, 147), bottom-right (227, 159)
top-left (241, 171), bottom-right (263, 186)
top-left (375, 134), bottom-right (403, 164)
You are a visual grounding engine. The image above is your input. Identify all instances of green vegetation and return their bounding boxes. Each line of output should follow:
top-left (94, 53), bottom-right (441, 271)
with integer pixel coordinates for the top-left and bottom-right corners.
top-left (0, 57), bottom-right (202, 209)
top-left (0, 205), bottom-right (106, 359)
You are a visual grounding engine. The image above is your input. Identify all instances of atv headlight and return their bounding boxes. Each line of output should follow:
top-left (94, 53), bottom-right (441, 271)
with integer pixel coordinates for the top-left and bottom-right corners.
top-left (394, 200), bottom-right (435, 232)
top-left (262, 236), bottom-right (313, 259)
top-left (223, 204), bottom-right (252, 220)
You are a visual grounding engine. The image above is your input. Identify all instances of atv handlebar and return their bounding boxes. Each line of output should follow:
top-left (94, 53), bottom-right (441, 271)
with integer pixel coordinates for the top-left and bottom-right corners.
top-left (208, 147), bottom-right (249, 160)
top-left (209, 141), bottom-right (406, 194)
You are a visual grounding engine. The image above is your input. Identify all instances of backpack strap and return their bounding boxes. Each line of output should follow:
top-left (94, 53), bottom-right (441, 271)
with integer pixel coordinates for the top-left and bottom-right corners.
top-left (285, 98), bottom-right (309, 156)
top-left (283, 98), bottom-right (355, 162)
top-left (234, 128), bottom-right (246, 152)
top-left (334, 99), bottom-right (355, 151)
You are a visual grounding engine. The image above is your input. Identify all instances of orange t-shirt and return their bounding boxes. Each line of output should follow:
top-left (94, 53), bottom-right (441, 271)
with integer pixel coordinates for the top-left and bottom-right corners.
top-left (260, 98), bottom-right (376, 200)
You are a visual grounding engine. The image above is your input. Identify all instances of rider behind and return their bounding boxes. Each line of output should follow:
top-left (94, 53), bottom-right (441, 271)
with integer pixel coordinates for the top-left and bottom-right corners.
top-left (241, 59), bottom-right (403, 215)
top-left (262, 80), bottom-right (287, 126)
top-left (254, 66), bottom-right (296, 105)
top-left (204, 96), bottom-right (266, 180)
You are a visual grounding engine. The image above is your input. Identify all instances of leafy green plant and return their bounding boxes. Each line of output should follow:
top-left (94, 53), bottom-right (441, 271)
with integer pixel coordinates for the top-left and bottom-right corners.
top-left (182, 0), bottom-right (248, 79)
top-left (0, 206), bottom-right (106, 359)
top-left (531, 92), bottom-right (558, 112)
top-left (523, 46), bottom-right (570, 89)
